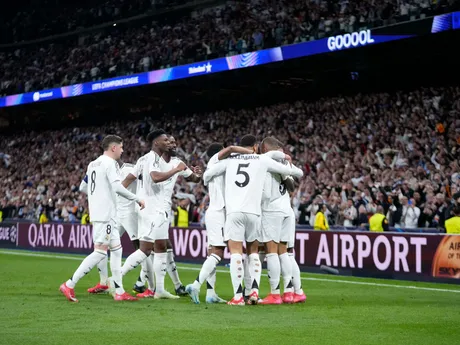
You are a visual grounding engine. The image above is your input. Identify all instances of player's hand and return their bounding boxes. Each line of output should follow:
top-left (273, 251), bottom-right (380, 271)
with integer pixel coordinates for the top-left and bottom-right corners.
top-left (176, 162), bottom-right (187, 172)
top-left (192, 166), bottom-right (203, 176)
top-left (137, 200), bottom-right (145, 210)
top-left (285, 154), bottom-right (292, 163)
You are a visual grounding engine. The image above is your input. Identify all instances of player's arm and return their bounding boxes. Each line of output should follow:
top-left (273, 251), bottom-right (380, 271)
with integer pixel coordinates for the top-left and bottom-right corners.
top-left (79, 175), bottom-right (88, 194)
top-left (122, 173), bottom-right (137, 188)
top-left (218, 146), bottom-right (253, 160)
top-left (150, 161), bottom-right (186, 183)
top-left (107, 163), bottom-right (145, 209)
top-left (263, 150), bottom-right (290, 161)
top-left (185, 166), bottom-right (202, 183)
top-left (263, 155), bottom-right (293, 176)
top-left (203, 160), bottom-right (227, 186)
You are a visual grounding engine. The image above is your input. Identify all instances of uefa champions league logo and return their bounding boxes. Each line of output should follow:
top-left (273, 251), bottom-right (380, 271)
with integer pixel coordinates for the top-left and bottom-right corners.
top-left (9, 225), bottom-right (17, 243)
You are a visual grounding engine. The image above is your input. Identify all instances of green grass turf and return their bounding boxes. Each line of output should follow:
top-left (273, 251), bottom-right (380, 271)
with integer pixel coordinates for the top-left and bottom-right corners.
top-left (0, 250), bottom-right (459, 345)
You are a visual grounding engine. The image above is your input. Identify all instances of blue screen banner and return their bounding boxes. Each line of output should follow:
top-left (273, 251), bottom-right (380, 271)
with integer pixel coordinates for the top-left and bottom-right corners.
top-left (1, 11), bottom-right (458, 108)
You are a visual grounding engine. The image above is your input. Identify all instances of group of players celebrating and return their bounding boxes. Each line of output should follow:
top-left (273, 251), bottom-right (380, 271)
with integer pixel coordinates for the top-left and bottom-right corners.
top-left (59, 130), bottom-right (307, 305)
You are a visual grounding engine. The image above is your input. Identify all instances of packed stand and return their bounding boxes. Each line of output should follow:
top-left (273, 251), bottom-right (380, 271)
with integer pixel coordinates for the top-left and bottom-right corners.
top-left (1, 86), bottom-right (459, 230)
top-left (0, 0), bottom-right (189, 45)
top-left (2, 0), bottom-right (457, 96)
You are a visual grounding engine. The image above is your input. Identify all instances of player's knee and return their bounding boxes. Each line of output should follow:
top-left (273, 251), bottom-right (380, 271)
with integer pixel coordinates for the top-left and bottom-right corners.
top-left (94, 243), bottom-right (108, 252)
top-left (154, 240), bottom-right (167, 253)
top-left (211, 246), bottom-right (224, 259)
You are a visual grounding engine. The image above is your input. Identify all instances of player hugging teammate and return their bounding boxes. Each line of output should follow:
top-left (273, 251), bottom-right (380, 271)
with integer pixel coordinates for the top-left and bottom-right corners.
top-left (60, 133), bottom-right (306, 306)
top-left (188, 134), bottom-right (306, 305)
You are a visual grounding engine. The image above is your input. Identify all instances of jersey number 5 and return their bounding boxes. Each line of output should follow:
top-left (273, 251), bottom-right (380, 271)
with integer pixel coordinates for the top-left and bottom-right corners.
top-left (90, 171), bottom-right (96, 195)
top-left (235, 163), bottom-right (250, 188)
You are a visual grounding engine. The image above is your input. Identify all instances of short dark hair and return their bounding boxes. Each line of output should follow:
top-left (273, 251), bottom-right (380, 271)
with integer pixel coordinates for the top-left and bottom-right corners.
top-left (261, 136), bottom-right (282, 150)
top-left (240, 134), bottom-right (257, 147)
top-left (102, 135), bottom-right (122, 151)
top-left (207, 143), bottom-right (224, 159)
top-left (147, 129), bottom-right (166, 143)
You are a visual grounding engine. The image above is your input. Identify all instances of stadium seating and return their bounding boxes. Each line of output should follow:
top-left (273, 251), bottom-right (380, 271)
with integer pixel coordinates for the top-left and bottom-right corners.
top-left (2, 0), bottom-right (458, 96)
top-left (1, 86), bottom-right (459, 228)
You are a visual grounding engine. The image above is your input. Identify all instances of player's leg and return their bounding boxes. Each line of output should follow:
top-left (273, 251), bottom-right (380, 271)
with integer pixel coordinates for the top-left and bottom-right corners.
top-left (60, 222), bottom-right (108, 302)
top-left (286, 210), bottom-right (306, 303)
top-left (225, 213), bottom-right (246, 305)
top-left (132, 239), bottom-right (148, 293)
top-left (243, 251), bottom-right (252, 299)
top-left (245, 213), bottom-right (263, 305)
top-left (279, 214), bottom-right (294, 303)
top-left (108, 221), bottom-right (137, 301)
top-left (259, 213), bottom-right (282, 304)
top-left (289, 248), bottom-right (306, 303)
top-left (186, 209), bottom-right (226, 304)
top-left (153, 212), bottom-right (179, 299)
top-left (166, 240), bottom-right (186, 296)
top-left (88, 219), bottom-right (125, 294)
top-left (121, 213), bottom-right (155, 298)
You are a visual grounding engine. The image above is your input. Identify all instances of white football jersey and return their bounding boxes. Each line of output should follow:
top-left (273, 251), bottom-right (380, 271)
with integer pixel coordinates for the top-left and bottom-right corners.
top-left (206, 153), bottom-right (225, 211)
top-left (132, 150), bottom-right (170, 212)
top-left (162, 157), bottom-right (193, 211)
top-left (262, 154), bottom-right (303, 215)
top-left (117, 163), bottom-right (137, 217)
top-left (85, 155), bottom-right (121, 222)
top-left (204, 154), bottom-right (293, 216)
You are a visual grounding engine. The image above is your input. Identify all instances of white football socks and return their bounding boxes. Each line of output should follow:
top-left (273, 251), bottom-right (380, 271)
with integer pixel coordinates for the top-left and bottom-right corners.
top-left (192, 253), bottom-right (220, 290)
top-left (135, 260), bottom-right (148, 288)
top-left (154, 252), bottom-right (168, 293)
top-left (166, 249), bottom-right (182, 289)
top-left (145, 254), bottom-right (155, 291)
top-left (289, 252), bottom-right (303, 294)
top-left (67, 250), bottom-right (106, 289)
top-left (96, 254), bottom-right (108, 285)
top-left (230, 254), bottom-right (244, 299)
top-left (206, 268), bottom-right (217, 297)
top-left (248, 253), bottom-right (261, 295)
top-left (109, 245), bottom-right (125, 295)
top-left (279, 252), bottom-right (293, 293)
top-left (121, 249), bottom-right (147, 276)
top-left (243, 256), bottom-right (252, 297)
top-left (266, 253), bottom-right (280, 295)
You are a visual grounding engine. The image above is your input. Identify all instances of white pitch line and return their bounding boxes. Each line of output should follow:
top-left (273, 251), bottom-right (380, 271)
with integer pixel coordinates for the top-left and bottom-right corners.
top-left (1, 249), bottom-right (460, 294)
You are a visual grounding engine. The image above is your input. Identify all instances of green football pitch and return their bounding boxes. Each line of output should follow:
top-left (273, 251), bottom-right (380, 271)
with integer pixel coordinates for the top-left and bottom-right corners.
top-left (0, 250), bottom-right (459, 345)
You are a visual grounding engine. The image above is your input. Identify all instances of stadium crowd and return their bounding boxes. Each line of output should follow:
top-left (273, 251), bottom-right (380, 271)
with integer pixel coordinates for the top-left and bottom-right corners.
top-left (1, 86), bottom-right (459, 230)
top-left (2, 0), bottom-right (458, 96)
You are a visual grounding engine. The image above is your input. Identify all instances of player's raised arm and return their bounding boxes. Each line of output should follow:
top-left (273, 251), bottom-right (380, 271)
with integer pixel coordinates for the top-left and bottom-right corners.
top-left (218, 146), bottom-right (254, 160)
top-left (203, 160), bottom-right (228, 186)
top-left (150, 160), bottom-right (186, 183)
top-left (289, 164), bottom-right (304, 179)
top-left (262, 155), bottom-right (293, 176)
top-left (263, 150), bottom-right (289, 161)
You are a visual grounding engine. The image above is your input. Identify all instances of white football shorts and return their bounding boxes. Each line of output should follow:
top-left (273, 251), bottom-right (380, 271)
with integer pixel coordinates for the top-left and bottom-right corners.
top-left (92, 219), bottom-right (120, 245)
top-left (205, 208), bottom-right (226, 247)
top-left (117, 212), bottom-right (138, 241)
top-left (286, 208), bottom-right (296, 249)
top-left (224, 212), bottom-right (261, 243)
top-left (138, 210), bottom-right (169, 242)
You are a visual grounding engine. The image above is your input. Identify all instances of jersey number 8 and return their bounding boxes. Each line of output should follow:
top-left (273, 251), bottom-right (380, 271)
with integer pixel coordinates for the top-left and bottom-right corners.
top-left (235, 163), bottom-right (250, 188)
top-left (90, 171), bottom-right (96, 195)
